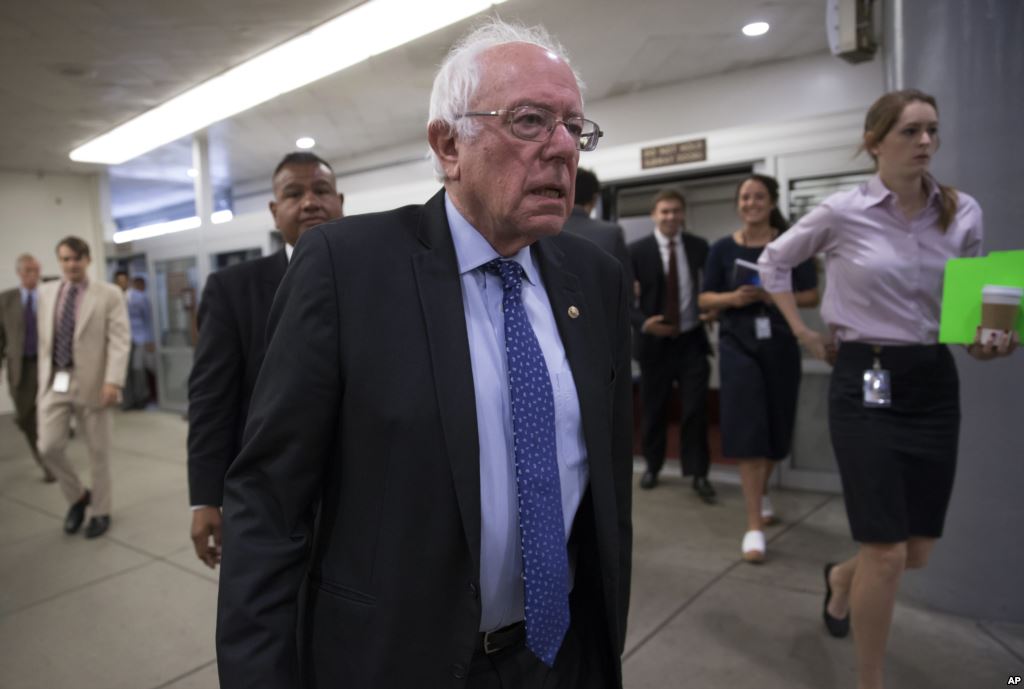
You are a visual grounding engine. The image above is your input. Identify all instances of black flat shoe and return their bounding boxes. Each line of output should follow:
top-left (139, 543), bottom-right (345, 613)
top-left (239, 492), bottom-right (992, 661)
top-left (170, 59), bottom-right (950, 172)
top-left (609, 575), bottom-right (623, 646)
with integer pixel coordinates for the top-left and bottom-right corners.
top-left (84, 515), bottom-right (110, 539)
top-left (823, 562), bottom-right (851, 638)
top-left (640, 471), bottom-right (658, 490)
top-left (63, 490), bottom-right (91, 534)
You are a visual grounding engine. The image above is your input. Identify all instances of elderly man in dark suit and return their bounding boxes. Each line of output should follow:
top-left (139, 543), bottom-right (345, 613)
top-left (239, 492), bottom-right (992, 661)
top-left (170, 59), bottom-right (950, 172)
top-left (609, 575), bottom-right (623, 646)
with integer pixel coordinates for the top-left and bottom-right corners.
top-left (186, 151), bottom-right (343, 568)
top-left (562, 168), bottom-right (631, 284)
top-left (216, 19), bottom-right (633, 689)
top-left (0, 254), bottom-right (54, 481)
top-left (629, 189), bottom-right (715, 502)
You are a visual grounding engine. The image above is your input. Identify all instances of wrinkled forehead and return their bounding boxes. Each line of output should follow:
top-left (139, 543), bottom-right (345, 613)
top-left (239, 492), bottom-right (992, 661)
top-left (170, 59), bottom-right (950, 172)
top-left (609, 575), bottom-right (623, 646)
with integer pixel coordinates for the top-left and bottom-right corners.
top-left (273, 162), bottom-right (334, 190)
top-left (474, 42), bottom-right (582, 112)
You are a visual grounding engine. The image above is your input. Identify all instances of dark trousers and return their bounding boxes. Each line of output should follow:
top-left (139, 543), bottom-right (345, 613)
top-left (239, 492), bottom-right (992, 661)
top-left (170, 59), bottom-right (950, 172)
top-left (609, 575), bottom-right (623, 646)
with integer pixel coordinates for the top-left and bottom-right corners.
top-left (638, 329), bottom-right (710, 478)
top-left (11, 356), bottom-right (46, 471)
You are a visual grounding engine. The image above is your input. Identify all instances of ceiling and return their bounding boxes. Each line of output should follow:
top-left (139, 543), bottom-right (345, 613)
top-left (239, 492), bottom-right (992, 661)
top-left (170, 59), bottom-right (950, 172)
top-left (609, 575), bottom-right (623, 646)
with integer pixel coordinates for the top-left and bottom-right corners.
top-left (0, 0), bottom-right (828, 215)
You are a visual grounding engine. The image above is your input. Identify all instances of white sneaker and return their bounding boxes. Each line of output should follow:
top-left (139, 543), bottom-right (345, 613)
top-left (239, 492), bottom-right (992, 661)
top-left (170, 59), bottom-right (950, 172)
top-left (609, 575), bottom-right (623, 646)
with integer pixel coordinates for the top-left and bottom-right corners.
top-left (742, 530), bottom-right (766, 564)
top-left (761, 495), bottom-right (779, 526)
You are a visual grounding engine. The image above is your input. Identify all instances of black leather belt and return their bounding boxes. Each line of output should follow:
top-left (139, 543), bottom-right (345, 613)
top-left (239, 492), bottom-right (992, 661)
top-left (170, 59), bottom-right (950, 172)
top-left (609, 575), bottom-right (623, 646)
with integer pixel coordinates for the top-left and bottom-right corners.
top-left (474, 621), bottom-right (526, 655)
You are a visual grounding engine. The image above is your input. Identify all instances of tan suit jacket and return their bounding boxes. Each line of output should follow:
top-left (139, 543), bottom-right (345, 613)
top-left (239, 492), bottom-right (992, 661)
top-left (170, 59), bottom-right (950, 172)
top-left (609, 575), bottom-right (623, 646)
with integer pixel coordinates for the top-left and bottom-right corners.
top-left (37, 280), bottom-right (130, 408)
top-left (0, 287), bottom-right (28, 388)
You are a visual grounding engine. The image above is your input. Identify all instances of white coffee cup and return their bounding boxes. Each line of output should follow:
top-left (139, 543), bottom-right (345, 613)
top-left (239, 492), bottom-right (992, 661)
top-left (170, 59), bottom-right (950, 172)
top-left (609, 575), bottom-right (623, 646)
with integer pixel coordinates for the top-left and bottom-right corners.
top-left (980, 285), bottom-right (1022, 346)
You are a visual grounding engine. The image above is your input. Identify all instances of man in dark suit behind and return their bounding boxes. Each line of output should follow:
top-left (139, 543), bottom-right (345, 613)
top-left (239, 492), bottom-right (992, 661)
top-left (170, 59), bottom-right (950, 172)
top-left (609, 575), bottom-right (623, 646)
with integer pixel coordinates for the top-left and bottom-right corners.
top-left (562, 168), bottom-right (631, 285)
top-left (0, 254), bottom-right (54, 481)
top-left (629, 189), bottom-right (715, 502)
top-left (187, 152), bottom-right (343, 567)
top-left (216, 19), bottom-right (632, 689)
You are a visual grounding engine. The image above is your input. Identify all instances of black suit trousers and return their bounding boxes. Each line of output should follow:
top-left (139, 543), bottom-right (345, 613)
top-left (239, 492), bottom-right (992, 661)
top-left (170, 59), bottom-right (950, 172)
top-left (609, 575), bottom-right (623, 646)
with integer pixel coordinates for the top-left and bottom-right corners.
top-left (638, 328), bottom-right (710, 477)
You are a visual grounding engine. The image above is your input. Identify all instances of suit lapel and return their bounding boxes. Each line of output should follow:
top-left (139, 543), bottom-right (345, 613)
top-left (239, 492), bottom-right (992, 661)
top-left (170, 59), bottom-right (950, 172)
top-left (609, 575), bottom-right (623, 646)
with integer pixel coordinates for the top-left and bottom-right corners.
top-left (533, 239), bottom-right (614, 520)
top-left (3, 292), bottom-right (24, 356)
top-left (264, 250), bottom-right (288, 287)
top-left (411, 190), bottom-right (482, 568)
top-left (74, 283), bottom-right (98, 342)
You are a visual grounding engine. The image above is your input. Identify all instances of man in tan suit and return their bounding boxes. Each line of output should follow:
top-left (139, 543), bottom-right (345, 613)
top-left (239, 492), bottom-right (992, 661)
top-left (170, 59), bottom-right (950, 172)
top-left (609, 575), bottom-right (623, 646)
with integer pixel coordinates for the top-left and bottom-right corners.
top-left (0, 254), bottom-right (54, 481)
top-left (37, 236), bottom-right (130, 539)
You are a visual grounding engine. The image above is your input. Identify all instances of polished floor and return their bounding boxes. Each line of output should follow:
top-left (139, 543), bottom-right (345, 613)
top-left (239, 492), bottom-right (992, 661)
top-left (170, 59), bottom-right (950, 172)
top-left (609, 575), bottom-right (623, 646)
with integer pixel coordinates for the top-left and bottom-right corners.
top-left (0, 410), bottom-right (1020, 689)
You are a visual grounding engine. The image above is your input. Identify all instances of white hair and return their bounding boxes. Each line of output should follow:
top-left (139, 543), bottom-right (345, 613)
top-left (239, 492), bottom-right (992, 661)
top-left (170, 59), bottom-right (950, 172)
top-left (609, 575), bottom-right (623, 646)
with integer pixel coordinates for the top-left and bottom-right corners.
top-left (426, 18), bottom-right (584, 180)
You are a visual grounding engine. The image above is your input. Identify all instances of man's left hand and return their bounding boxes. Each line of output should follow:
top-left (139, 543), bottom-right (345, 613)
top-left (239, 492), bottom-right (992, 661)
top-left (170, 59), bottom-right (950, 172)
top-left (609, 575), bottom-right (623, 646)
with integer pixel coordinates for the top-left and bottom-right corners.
top-left (101, 383), bottom-right (122, 407)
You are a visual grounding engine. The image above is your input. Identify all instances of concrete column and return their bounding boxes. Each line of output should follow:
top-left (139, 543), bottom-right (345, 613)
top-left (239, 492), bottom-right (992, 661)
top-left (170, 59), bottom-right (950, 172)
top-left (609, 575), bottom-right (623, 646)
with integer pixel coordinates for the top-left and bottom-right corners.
top-left (888, 0), bottom-right (1024, 622)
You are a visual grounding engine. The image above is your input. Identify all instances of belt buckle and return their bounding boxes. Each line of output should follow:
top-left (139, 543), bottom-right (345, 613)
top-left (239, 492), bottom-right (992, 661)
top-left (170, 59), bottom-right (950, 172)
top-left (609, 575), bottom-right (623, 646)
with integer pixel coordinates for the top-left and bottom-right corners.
top-left (482, 629), bottom-right (501, 655)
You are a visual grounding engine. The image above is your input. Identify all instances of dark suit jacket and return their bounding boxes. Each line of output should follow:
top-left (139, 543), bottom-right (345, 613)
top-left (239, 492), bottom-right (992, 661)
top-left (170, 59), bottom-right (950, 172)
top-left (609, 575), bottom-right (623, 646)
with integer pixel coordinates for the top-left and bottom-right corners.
top-left (0, 288), bottom-right (28, 388)
top-left (216, 190), bottom-right (633, 689)
top-left (187, 251), bottom-right (287, 507)
top-left (628, 232), bottom-right (710, 360)
top-left (562, 207), bottom-right (633, 287)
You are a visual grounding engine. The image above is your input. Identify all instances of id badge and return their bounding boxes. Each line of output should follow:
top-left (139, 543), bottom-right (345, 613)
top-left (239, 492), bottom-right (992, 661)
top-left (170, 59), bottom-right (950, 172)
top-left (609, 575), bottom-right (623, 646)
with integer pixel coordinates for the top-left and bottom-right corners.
top-left (755, 316), bottom-right (772, 340)
top-left (52, 371), bottom-right (71, 393)
top-left (862, 368), bottom-right (891, 408)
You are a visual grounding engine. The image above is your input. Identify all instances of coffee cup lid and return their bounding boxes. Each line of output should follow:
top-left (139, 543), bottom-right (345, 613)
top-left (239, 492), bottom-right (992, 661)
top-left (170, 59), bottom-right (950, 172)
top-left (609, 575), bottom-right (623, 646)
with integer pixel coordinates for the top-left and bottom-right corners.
top-left (982, 285), bottom-right (1023, 300)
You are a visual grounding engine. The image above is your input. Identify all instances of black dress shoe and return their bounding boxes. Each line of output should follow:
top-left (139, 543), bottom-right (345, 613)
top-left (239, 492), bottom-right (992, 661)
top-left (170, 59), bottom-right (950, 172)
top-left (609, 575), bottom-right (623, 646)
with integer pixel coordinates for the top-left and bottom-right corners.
top-left (823, 562), bottom-right (851, 638)
top-left (84, 515), bottom-right (110, 539)
top-left (692, 476), bottom-right (716, 503)
top-left (63, 490), bottom-right (91, 534)
top-left (639, 471), bottom-right (658, 490)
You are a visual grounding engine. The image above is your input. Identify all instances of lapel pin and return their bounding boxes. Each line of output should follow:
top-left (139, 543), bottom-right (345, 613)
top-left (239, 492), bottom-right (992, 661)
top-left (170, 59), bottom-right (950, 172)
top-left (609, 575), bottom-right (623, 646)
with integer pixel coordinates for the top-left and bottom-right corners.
top-left (568, 306), bottom-right (580, 319)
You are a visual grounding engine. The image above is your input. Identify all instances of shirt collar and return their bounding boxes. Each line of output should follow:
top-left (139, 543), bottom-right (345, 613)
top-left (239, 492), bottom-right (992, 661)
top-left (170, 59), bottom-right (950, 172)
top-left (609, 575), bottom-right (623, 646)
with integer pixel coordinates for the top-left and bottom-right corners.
top-left (653, 228), bottom-right (681, 249)
top-left (285, 242), bottom-right (294, 262)
top-left (19, 285), bottom-right (36, 301)
top-left (445, 192), bottom-right (540, 286)
top-left (863, 173), bottom-right (942, 209)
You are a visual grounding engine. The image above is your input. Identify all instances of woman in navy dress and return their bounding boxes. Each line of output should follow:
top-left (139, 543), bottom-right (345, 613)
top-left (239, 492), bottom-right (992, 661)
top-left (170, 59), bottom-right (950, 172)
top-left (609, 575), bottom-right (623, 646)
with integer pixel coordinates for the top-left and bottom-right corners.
top-left (699, 174), bottom-right (818, 563)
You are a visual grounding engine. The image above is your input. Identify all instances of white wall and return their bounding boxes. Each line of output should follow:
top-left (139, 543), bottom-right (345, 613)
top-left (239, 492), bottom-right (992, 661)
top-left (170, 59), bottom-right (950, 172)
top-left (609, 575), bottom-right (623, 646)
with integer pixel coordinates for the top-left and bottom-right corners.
top-left (0, 170), bottom-right (106, 414)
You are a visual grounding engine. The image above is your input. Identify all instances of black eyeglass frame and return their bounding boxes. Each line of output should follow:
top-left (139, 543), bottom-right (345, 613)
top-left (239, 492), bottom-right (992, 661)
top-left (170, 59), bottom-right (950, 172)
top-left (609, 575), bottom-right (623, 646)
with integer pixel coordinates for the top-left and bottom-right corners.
top-left (457, 106), bottom-right (604, 152)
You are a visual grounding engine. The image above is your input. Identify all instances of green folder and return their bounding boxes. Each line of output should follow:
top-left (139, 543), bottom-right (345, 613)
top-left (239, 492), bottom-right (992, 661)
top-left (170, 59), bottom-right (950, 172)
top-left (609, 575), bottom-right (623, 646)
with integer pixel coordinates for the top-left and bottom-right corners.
top-left (939, 251), bottom-right (1024, 343)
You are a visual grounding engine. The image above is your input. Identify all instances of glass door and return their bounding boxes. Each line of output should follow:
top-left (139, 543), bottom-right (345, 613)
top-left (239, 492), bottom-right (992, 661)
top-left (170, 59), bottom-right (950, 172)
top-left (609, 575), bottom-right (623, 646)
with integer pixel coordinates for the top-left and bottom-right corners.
top-left (153, 257), bottom-right (198, 412)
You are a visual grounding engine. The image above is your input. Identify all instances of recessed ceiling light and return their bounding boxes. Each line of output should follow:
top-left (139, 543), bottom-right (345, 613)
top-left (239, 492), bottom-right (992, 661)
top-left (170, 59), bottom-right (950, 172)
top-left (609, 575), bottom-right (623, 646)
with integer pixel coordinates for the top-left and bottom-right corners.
top-left (69, 0), bottom-right (507, 165)
top-left (296, 137), bottom-right (316, 149)
top-left (742, 22), bottom-right (770, 37)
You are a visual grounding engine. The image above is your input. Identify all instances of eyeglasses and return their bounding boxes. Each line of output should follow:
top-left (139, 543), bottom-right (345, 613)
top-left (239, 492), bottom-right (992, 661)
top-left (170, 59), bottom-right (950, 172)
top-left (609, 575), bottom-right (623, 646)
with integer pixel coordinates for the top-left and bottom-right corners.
top-left (457, 105), bottom-right (604, 151)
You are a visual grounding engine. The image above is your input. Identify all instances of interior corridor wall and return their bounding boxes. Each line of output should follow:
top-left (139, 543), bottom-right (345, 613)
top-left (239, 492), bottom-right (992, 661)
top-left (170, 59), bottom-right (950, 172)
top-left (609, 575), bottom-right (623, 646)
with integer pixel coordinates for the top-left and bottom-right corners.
top-left (894, 0), bottom-right (1024, 623)
top-left (0, 171), bottom-right (107, 414)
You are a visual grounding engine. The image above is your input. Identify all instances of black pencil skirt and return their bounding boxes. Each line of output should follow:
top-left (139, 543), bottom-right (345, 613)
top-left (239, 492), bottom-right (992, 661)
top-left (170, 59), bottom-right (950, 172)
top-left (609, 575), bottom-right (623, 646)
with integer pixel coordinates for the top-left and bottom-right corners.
top-left (828, 342), bottom-right (960, 543)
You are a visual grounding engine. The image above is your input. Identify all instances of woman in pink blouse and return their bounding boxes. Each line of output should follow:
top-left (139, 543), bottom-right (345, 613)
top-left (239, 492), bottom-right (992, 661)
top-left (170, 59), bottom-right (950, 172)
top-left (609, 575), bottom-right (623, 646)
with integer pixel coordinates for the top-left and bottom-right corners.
top-left (758, 89), bottom-right (1017, 689)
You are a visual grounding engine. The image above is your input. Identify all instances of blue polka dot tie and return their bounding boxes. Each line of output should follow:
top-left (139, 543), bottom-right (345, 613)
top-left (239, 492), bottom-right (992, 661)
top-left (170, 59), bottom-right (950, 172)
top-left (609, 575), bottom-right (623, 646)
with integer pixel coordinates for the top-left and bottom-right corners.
top-left (485, 258), bottom-right (570, 667)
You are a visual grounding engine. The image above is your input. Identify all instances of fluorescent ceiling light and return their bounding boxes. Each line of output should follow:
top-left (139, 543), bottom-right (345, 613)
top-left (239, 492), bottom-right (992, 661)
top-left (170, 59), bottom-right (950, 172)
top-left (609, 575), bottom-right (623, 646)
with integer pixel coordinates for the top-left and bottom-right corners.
top-left (295, 137), bottom-right (316, 149)
top-left (211, 209), bottom-right (234, 224)
top-left (71, 0), bottom-right (506, 165)
top-left (187, 168), bottom-right (198, 178)
top-left (113, 216), bottom-right (201, 244)
top-left (742, 21), bottom-right (770, 36)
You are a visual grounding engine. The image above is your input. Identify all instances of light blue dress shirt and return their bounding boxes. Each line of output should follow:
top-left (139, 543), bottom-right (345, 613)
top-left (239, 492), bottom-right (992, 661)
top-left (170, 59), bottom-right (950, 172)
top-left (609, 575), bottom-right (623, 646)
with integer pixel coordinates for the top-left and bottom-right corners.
top-left (19, 286), bottom-right (37, 309)
top-left (445, 194), bottom-right (589, 632)
top-left (126, 288), bottom-right (154, 345)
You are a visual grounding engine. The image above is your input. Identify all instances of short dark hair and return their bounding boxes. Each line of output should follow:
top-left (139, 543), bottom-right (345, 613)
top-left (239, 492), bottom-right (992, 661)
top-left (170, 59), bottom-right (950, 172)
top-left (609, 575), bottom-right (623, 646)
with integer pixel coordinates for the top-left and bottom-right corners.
top-left (652, 188), bottom-right (686, 210)
top-left (132, 276), bottom-right (147, 288)
top-left (574, 168), bottom-right (600, 207)
top-left (56, 236), bottom-right (91, 259)
top-left (114, 269), bottom-right (129, 279)
top-left (272, 152), bottom-right (334, 183)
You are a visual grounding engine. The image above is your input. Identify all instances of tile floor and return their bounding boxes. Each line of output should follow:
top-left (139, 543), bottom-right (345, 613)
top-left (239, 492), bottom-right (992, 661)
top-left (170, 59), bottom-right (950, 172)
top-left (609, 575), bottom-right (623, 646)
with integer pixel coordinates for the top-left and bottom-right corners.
top-left (0, 410), bottom-right (1020, 688)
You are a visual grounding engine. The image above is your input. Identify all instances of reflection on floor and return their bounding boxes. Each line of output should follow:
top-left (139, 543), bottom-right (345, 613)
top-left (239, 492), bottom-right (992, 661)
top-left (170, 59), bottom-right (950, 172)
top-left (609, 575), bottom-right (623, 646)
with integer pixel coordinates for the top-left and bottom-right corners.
top-left (0, 410), bottom-right (1020, 689)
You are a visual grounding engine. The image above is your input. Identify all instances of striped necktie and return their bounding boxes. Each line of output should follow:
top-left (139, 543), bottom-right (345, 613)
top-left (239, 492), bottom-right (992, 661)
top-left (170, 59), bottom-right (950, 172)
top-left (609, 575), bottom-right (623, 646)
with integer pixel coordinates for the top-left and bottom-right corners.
top-left (53, 283), bottom-right (79, 369)
top-left (485, 258), bottom-right (570, 667)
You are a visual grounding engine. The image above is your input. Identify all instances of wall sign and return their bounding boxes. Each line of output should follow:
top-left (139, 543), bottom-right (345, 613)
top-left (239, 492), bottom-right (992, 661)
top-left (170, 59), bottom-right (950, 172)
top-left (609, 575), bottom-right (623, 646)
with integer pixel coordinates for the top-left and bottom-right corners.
top-left (641, 139), bottom-right (707, 169)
